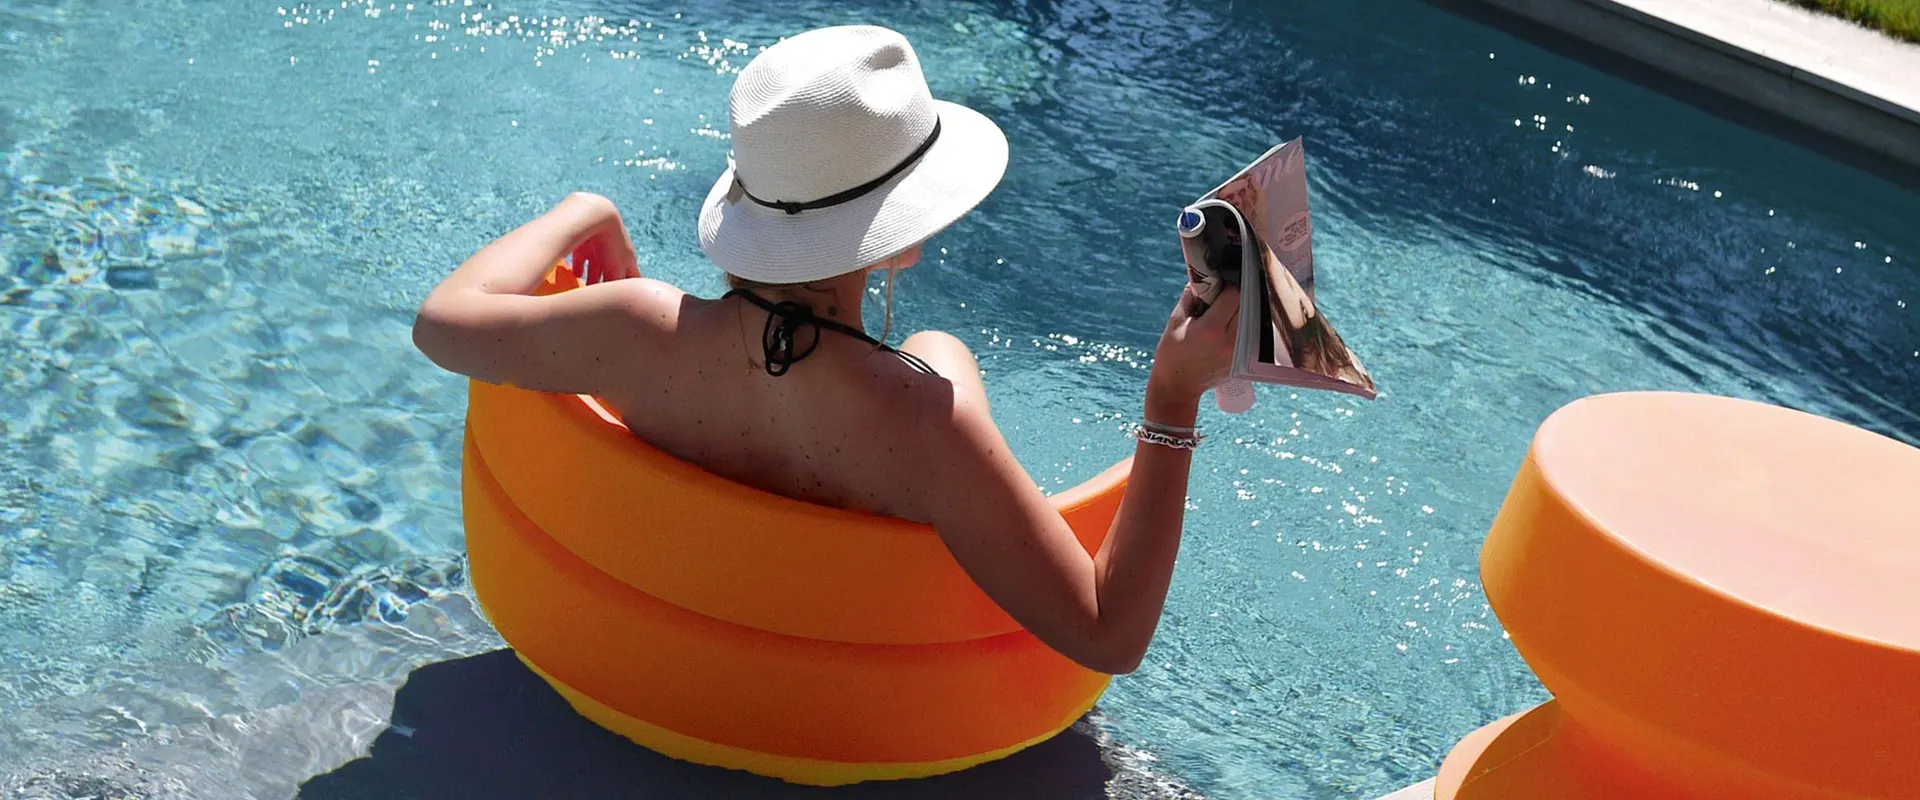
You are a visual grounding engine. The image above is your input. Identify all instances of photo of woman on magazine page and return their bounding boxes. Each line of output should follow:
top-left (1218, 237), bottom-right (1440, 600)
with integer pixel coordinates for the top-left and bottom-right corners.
top-left (1216, 169), bottom-right (1369, 390)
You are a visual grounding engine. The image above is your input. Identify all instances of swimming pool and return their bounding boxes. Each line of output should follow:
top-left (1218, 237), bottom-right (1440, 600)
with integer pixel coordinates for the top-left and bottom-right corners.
top-left (1, 0), bottom-right (1914, 796)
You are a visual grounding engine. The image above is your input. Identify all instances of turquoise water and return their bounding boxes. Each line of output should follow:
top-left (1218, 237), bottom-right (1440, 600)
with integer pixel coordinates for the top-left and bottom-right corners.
top-left (2, 0), bottom-right (1916, 797)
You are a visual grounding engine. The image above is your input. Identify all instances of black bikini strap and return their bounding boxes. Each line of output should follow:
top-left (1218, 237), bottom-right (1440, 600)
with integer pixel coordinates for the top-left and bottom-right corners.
top-left (893, 348), bottom-right (939, 377)
top-left (725, 289), bottom-right (937, 377)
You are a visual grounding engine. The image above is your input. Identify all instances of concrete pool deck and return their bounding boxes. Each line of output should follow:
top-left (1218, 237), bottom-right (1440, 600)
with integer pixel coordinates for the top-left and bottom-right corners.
top-left (1465, 0), bottom-right (1920, 169)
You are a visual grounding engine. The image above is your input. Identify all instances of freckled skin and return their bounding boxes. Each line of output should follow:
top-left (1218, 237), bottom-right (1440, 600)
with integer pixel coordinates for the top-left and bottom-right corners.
top-left (413, 192), bottom-right (1233, 674)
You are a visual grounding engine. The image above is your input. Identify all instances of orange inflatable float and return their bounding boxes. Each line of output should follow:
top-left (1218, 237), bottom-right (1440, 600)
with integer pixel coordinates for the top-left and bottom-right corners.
top-left (461, 266), bottom-right (1128, 785)
top-left (1436, 392), bottom-right (1920, 799)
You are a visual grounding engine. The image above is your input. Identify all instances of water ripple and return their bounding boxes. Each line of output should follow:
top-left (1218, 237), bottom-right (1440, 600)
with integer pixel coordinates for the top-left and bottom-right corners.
top-left (1, 0), bottom-right (1915, 797)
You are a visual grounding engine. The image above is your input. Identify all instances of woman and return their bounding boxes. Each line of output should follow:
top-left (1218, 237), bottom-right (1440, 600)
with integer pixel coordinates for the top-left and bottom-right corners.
top-left (413, 26), bottom-right (1236, 675)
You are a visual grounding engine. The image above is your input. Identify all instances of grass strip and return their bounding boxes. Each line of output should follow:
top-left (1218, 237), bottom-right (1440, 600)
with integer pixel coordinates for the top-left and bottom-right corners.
top-left (1782, 0), bottom-right (1920, 42)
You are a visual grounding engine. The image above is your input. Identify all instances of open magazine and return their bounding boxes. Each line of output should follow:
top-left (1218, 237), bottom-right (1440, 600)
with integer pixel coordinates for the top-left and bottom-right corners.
top-left (1178, 137), bottom-right (1377, 410)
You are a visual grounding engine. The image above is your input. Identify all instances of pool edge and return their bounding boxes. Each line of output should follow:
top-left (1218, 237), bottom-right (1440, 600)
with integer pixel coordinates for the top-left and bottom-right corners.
top-left (1451, 0), bottom-right (1920, 169)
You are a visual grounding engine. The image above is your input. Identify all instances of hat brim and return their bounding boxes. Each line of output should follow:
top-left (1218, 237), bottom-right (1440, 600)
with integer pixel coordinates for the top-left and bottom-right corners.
top-left (698, 100), bottom-right (1008, 284)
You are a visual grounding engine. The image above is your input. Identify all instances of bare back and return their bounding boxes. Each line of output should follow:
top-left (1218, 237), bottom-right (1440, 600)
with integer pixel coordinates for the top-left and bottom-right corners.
top-left (597, 285), bottom-right (974, 521)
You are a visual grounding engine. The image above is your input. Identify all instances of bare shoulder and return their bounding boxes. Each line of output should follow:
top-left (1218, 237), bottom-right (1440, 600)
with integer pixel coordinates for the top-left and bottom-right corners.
top-left (603, 277), bottom-right (687, 327)
top-left (559, 277), bottom-right (693, 348)
top-left (875, 367), bottom-right (1010, 486)
top-left (867, 361), bottom-right (987, 437)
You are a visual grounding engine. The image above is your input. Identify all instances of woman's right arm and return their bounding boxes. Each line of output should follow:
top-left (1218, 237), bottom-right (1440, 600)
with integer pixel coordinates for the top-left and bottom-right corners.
top-left (923, 286), bottom-right (1238, 674)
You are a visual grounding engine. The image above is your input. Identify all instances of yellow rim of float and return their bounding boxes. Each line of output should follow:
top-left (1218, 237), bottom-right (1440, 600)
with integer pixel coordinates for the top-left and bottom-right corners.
top-left (520, 655), bottom-right (1098, 786)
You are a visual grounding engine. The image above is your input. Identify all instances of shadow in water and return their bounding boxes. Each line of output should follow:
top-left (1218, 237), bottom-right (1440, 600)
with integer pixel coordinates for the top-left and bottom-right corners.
top-left (297, 650), bottom-right (1119, 800)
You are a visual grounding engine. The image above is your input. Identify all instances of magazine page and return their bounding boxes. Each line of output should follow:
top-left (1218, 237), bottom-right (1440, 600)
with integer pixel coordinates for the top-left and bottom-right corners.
top-left (1202, 138), bottom-right (1377, 400)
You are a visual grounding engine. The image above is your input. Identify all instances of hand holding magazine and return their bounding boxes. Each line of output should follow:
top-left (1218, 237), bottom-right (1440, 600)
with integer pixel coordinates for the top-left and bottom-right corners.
top-left (1177, 137), bottom-right (1377, 411)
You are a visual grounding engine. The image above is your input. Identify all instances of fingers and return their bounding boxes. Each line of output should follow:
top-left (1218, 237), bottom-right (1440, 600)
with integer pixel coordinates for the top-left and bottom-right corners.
top-left (1168, 284), bottom-right (1200, 323)
top-left (569, 245), bottom-right (590, 283)
top-left (579, 229), bottom-right (639, 282)
top-left (1197, 285), bottom-right (1240, 334)
top-left (583, 248), bottom-right (604, 285)
top-left (616, 246), bottom-right (641, 281)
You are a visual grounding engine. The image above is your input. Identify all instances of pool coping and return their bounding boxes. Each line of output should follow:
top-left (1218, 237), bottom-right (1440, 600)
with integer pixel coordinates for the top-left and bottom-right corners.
top-left (1460, 0), bottom-right (1920, 168)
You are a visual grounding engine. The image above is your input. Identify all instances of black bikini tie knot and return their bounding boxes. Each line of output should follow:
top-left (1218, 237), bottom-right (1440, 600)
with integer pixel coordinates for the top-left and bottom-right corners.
top-left (725, 289), bottom-right (938, 377)
top-left (756, 298), bottom-right (823, 377)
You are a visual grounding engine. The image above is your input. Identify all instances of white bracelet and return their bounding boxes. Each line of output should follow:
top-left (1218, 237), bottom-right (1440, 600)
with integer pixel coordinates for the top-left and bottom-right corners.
top-left (1140, 419), bottom-right (1198, 436)
top-left (1134, 425), bottom-right (1203, 450)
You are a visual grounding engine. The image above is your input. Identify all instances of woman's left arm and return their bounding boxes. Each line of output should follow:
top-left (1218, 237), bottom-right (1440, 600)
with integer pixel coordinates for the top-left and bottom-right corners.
top-left (413, 192), bottom-right (673, 393)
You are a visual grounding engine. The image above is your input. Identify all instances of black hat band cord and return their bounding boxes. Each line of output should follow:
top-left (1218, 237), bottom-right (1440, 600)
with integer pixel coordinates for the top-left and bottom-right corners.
top-left (735, 117), bottom-right (942, 215)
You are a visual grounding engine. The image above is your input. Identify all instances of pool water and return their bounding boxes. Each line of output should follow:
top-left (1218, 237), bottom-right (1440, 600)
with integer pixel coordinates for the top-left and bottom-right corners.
top-left (2, 0), bottom-right (1915, 797)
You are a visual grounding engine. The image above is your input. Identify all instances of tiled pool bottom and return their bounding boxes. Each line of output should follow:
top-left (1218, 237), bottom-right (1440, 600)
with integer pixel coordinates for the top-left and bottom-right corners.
top-left (4, 0), bottom-right (1917, 796)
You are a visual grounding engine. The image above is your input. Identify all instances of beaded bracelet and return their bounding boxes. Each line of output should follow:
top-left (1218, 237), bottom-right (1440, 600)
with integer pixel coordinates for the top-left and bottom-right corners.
top-left (1135, 422), bottom-right (1204, 450)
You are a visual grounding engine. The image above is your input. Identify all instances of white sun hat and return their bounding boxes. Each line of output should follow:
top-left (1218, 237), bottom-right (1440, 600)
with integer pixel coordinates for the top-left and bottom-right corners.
top-left (697, 25), bottom-right (1009, 284)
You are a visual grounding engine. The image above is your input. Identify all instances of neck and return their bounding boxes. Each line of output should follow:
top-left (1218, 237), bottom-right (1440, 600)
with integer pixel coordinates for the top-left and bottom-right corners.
top-left (739, 270), bottom-right (870, 329)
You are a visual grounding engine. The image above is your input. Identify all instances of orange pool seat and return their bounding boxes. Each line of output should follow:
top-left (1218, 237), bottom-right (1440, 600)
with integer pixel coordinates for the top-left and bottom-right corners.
top-left (459, 266), bottom-right (1127, 785)
top-left (1436, 392), bottom-right (1920, 800)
